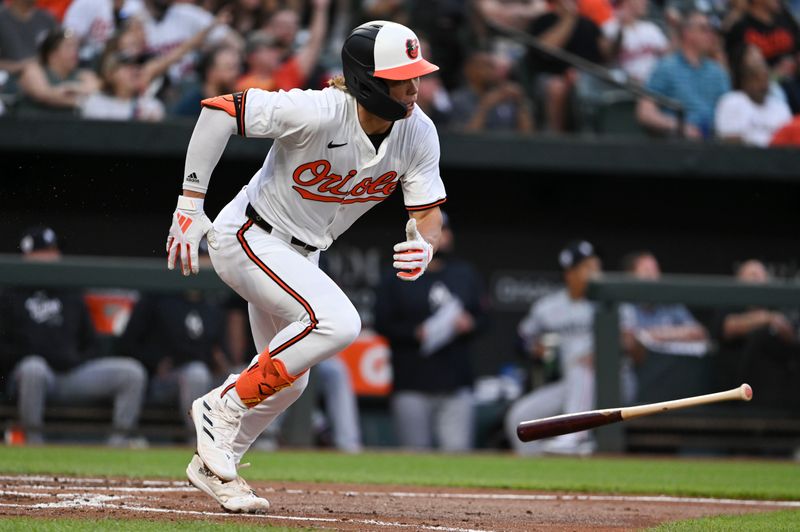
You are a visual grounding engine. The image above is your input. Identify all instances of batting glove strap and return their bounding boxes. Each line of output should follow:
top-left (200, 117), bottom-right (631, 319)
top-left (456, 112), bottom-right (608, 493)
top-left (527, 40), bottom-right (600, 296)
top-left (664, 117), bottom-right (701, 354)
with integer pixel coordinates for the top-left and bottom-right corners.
top-left (167, 195), bottom-right (218, 276)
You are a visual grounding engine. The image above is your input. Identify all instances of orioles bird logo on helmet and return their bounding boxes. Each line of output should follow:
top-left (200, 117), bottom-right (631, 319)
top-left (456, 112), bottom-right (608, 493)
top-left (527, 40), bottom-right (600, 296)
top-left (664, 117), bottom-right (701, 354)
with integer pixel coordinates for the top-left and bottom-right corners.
top-left (406, 38), bottom-right (419, 60)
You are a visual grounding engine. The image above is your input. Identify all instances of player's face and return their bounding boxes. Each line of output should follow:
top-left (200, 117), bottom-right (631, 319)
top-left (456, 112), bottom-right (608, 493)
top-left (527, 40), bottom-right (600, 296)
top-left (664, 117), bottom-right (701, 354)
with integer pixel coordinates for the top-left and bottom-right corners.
top-left (386, 77), bottom-right (420, 118)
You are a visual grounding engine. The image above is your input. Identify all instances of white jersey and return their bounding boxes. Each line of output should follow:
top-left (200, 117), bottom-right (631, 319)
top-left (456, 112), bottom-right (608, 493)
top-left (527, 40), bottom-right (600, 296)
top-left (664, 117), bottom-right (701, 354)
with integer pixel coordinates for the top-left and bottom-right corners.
top-left (124, 3), bottom-right (229, 82)
top-left (603, 19), bottom-right (669, 83)
top-left (63, 0), bottom-right (141, 61)
top-left (518, 289), bottom-right (594, 369)
top-left (714, 90), bottom-right (792, 147)
top-left (232, 87), bottom-right (446, 250)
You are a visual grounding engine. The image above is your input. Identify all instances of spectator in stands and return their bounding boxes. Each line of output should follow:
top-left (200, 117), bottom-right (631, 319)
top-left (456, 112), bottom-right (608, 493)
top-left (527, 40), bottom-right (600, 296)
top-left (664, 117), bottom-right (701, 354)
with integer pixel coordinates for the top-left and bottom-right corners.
top-left (712, 259), bottom-right (799, 409)
top-left (504, 240), bottom-right (600, 456)
top-left (637, 10), bottom-right (730, 139)
top-left (604, 0), bottom-right (670, 84)
top-left (120, 282), bottom-right (228, 439)
top-left (526, 0), bottom-right (611, 132)
top-left (263, 4), bottom-right (303, 49)
top-left (236, 0), bottom-right (328, 92)
top-left (579, 0), bottom-right (615, 32)
top-left (106, 14), bottom-right (226, 103)
top-left (375, 213), bottom-right (485, 452)
top-left (359, 0), bottom-right (410, 27)
top-left (236, 0), bottom-right (330, 91)
top-left (63, 0), bottom-right (137, 65)
top-left (0, 0), bottom-right (57, 87)
top-left (725, 0), bottom-right (800, 112)
top-left (620, 251), bottom-right (709, 369)
top-left (172, 45), bottom-right (242, 117)
top-left (769, 113), bottom-right (800, 146)
top-left (80, 49), bottom-right (164, 121)
top-left (16, 28), bottom-right (100, 117)
top-left (724, 0), bottom-right (800, 83)
top-left (450, 50), bottom-right (534, 133)
top-left (1, 226), bottom-right (147, 446)
top-left (124, 0), bottom-right (239, 86)
top-left (416, 71), bottom-right (453, 127)
top-left (227, 0), bottom-right (272, 37)
top-left (715, 45), bottom-right (791, 147)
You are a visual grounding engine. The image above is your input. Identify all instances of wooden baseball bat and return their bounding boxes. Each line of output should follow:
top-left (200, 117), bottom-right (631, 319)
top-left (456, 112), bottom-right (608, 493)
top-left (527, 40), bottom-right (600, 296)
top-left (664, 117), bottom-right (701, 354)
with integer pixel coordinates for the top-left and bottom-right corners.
top-left (516, 383), bottom-right (753, 443)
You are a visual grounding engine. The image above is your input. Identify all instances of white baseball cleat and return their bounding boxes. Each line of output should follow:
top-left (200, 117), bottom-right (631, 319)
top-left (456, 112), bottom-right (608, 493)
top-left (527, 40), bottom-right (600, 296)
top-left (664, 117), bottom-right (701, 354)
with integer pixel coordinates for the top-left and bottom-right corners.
top-left (186, 454), bottom-right (270, 513)
top-left (191, 386), bottom-right (246, 481)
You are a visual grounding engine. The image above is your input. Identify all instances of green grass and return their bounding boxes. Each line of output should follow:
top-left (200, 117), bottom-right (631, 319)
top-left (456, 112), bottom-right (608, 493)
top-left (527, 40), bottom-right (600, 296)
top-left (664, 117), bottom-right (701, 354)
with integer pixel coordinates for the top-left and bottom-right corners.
top-left (0, 517), bottom-right (309, 531)
top-left (1, 446), bottom-right (798, 500)
top-left (650, 509), bottom-right (800, 531)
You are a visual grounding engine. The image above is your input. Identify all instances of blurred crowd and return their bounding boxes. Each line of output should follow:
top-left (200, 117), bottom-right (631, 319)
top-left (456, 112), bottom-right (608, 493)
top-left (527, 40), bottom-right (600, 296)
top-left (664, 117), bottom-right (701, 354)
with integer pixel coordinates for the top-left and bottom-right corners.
top-left (3, 0), bottom-right (800, 144)
top-left (2, 224), bottom-right (799, 456)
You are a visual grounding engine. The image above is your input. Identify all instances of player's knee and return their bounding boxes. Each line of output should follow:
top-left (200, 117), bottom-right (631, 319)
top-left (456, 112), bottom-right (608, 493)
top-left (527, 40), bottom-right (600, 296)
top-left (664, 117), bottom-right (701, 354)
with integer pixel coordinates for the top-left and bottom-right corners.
top-left (330, 303), bottom-right (361, 351)
top-left (16, 356), bottom-right (50, 382)
top-left (117, 358), bottom-right (148, 389)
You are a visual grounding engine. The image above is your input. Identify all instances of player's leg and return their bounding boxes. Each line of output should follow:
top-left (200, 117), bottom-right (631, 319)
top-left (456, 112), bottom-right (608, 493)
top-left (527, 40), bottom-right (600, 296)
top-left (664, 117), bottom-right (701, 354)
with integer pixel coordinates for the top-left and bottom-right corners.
top-left (504, 381), bottom-right (567, 455)
top-left (196, 199), bottom-right (360, 479)
top-left (542, 363), bottom-right (596, 455)
top-left (11, 355), bottom-right (55, 444)
top-left (54, 357), bottom-right (147, 445)
top-left (177, 361), bottom-right (213, 433)
top-left (230, 303), bottom-right (308, 463)
top-left (434, 388), bottom-right (474, 452)
top-left (392, 391), bottom-right (434, 449)
top-left (315, 357), bottom-right (362, 453)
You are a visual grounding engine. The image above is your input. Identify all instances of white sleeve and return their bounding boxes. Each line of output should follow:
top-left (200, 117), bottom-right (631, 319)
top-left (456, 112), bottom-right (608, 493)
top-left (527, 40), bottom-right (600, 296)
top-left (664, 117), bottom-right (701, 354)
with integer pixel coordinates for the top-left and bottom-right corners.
top-left (63, 0), bottom-right (95, 38)
top-left (715, 93), bottom-right (747, 138)
top-left (240, 88), bottom-right (319, 140)
top-left (401, 124), bottom-right (447, 211)
top-left (182, 107), bottom-right (238, 193)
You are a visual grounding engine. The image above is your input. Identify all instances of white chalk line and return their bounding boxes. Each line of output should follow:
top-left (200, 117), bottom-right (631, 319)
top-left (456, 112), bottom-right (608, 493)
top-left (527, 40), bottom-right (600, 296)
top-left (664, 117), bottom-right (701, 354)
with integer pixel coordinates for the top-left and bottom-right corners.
top-left (0, 489), bottom-right (493, 532)
top-left (2, 475), bottom-right (799, 508)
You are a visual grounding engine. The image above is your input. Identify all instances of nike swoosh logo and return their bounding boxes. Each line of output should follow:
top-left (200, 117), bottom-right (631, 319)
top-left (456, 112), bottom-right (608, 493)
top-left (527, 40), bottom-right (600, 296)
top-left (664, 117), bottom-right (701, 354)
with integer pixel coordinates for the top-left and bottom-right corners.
top-left (327, 141), bottom-right (347, 149)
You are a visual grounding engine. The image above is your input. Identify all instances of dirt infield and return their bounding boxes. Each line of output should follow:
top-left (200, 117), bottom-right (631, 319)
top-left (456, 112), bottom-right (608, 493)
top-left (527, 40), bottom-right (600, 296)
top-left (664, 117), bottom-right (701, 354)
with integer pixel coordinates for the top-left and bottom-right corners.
top-left (1, 474), bottom-right (798, 531)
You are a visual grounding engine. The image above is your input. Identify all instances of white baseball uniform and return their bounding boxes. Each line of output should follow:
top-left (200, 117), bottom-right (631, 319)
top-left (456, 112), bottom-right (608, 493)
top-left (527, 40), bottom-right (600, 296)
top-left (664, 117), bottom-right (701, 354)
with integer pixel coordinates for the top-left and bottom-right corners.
top-left (186, 86), bottom-right (446, 461)
top-left (505, 289), bottom-right (596, 455)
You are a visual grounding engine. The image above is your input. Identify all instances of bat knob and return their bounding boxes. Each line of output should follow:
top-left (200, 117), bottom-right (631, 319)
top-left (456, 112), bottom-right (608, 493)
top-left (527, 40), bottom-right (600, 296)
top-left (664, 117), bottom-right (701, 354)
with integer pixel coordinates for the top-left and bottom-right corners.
top-left (740, 383), bottom-right (753, 401)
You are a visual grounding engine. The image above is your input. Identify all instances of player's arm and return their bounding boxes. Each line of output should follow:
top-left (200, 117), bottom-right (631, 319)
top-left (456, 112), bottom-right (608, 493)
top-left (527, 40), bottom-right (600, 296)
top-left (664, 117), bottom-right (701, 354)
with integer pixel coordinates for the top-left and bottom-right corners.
top-left (166, 101), bottom-right (239, 275)
top-left (409, 206), bottom-right (442, 252)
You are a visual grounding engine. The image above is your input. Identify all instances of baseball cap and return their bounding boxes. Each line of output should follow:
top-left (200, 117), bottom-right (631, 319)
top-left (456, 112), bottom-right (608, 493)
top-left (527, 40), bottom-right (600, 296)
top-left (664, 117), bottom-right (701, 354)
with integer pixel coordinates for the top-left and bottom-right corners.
top-left (558, 240), bottom-right (597, 271)
top-left (19, 226), bottom-right (58, 254)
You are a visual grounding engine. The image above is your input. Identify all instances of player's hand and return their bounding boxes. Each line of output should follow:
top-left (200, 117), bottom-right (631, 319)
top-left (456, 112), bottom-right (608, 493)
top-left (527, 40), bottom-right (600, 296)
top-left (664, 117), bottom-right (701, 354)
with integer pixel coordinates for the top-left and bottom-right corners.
top-left (393, 218), bottom-right (433, 282)
top-left (166, 195), bottom-right (218, 276)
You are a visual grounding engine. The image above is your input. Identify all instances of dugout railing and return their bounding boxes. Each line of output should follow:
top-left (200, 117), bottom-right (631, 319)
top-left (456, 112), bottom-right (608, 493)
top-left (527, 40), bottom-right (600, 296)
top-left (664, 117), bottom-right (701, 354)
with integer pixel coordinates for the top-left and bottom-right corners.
top-left (589, 275), bottom-right (800, 454)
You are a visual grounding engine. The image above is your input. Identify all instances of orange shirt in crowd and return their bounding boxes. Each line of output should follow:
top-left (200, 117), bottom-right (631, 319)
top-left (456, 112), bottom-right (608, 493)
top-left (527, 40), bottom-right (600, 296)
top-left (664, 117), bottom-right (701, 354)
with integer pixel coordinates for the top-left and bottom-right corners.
top-left (235, 56), bottom-right (305, 93)
top-left (578, 0), bottom-right (613, 28)
top-left (769, 115), bottom-right (800, 146)
top-left (37, 0), bottom-right (70, 21)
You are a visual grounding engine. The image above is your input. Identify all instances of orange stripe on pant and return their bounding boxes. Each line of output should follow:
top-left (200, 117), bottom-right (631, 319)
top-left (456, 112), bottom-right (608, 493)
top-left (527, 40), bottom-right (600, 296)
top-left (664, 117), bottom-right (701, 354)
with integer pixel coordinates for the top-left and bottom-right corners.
top-left (226, 220), bottom-right (314, 407)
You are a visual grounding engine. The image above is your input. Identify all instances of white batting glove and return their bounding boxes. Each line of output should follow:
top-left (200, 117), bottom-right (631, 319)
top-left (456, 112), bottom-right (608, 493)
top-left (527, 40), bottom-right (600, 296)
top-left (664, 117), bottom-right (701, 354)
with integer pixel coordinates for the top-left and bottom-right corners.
top-left (393, 218), bottom-right (433, 282)
top-left (166, 195), bottom-right (218, 276)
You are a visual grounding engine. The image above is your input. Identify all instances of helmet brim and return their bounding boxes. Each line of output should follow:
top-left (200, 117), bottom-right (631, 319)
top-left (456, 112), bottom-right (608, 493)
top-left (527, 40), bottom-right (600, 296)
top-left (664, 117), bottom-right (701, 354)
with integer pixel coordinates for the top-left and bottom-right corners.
top-left (373, 58), bottom-right (439, 80)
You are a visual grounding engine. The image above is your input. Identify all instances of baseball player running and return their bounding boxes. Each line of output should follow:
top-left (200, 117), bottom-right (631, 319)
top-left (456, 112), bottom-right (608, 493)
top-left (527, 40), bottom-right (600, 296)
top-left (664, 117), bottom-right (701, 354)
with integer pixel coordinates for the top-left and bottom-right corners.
top-left (165, 21), bottom-right (445, 513)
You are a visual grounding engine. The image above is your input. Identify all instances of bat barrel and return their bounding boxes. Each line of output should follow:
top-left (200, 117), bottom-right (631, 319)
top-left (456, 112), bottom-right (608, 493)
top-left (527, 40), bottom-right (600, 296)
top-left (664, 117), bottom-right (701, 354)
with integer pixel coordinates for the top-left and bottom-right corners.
top-left (517, 410), bottom-right (623, 442)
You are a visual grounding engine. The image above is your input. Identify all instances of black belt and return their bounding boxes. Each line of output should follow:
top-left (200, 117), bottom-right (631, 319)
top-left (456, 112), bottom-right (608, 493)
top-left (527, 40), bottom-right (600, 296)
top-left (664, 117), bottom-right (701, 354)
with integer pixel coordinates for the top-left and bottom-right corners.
top-left (245, 203), bottom-right (317, 252)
